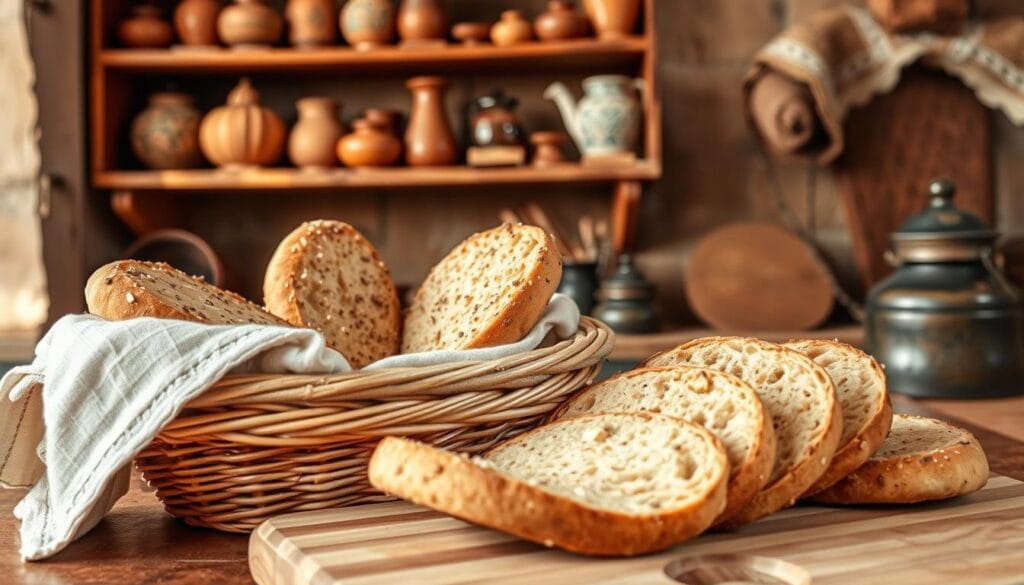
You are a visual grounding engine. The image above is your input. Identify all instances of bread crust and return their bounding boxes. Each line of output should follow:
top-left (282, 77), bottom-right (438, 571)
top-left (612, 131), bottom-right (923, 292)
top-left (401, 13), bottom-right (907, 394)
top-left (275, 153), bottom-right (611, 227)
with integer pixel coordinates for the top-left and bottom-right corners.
top-left (811, 415), bottom-right (989, 505)
top-left (643, 337), bottom-right (842, 528)
top-left (784, 340), bottom-right (894, 496)
top-left (85, 260), bottom-right (285, 325)
top-left (551, 366), bottom-right (776, 524)
top-left (402, 224), bottom-right (562, 353)
top-left (263, 220), bottom-right (401, 368)
top-left (368, 414), bottom-right (728, 557)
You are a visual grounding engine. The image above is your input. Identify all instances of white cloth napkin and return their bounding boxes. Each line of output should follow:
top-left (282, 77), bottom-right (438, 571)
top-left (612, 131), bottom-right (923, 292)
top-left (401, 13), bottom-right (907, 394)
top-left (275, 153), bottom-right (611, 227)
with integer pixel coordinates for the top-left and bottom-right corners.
top-left (0, 295), bottom-right (579, 560)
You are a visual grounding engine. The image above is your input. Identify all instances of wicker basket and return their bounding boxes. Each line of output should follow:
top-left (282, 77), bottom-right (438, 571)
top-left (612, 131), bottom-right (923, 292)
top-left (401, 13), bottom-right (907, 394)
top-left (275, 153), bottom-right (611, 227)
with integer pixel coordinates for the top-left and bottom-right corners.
top-left (135, 317), bottom-right (614, 532)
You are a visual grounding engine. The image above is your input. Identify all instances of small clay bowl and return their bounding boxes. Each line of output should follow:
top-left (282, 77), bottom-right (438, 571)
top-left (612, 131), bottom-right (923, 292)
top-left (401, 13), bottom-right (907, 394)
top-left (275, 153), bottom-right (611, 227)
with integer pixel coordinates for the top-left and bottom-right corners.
top-left (452, 22), bottom-right (491, 45)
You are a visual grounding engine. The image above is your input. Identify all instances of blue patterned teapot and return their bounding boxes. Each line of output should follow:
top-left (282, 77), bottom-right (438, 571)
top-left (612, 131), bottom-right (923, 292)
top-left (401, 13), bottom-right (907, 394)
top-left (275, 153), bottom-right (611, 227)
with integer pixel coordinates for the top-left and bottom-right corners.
top-left (544, 75), bottom-right (643, 157)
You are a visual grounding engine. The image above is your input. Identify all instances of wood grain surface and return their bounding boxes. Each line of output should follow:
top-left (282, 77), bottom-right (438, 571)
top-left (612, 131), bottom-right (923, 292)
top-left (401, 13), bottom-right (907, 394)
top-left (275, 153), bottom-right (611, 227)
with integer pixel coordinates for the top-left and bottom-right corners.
top-left (250, 475), bottom-right (1024, 585)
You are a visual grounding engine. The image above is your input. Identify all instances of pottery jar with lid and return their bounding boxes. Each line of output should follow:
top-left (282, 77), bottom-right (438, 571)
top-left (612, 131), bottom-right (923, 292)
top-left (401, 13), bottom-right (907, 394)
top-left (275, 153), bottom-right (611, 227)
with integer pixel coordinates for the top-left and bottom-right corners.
top-left (535, 0), bottom-right (589, 41)
top-left (337, 116), bottom-right (402, 167)
top-left (117, 4), bottom-right (174, 48)
top-left (865, 179), bottom-right (1024, 398)
top-left (469, 90), bottom-right (524, 147)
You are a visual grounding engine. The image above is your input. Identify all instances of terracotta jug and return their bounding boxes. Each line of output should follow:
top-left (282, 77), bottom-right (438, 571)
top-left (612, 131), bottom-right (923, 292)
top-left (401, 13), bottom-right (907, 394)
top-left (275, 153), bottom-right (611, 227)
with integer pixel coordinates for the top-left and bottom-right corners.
top-left (583, 0), bottom-right (639, 39)
top-left (130, 92), bottom-right (203, 169)
top-left (404, 76), bottom-right (457, 166)
top-left (341, 0), bottom-right (395, 50)
top-left (397, 0), bottom-right (447, 45)
top-left (174, 0), bottom-right (221, 46)
top-left (338, 118), bottom-right (403, 167)
top-left (490, 10), bottom-right (533, 46)
top-left (288, 97), bottom-right (343, 170)
top-left (285, 0), bottom-right (336, 47)
top-left (199, 78), bottom-right (286, 168)
top-left (218, 0), bottom-right (283, 47)
top-left (535, 0), bottom-right (589, 41)
top-left (117, 4), bottom-right (174, 48)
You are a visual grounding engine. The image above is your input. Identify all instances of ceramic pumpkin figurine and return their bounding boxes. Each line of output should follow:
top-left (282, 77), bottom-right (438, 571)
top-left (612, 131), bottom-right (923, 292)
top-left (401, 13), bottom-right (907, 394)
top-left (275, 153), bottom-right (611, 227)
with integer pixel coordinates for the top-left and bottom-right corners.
top-left (199, 78), bottom-right (286, 168)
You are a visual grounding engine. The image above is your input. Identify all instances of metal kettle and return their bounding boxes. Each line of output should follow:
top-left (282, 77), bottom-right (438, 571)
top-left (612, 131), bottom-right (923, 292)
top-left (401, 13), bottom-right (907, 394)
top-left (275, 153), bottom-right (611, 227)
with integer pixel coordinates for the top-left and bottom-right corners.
top-left (865, 179), bottom-right (1024, 398)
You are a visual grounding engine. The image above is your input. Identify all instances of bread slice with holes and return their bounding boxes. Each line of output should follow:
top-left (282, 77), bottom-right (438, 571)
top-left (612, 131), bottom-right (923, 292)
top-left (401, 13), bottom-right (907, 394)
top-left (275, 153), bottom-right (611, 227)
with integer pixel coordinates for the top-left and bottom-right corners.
top-left (86, 260), bottom-right (286, 325)
top-left (401, 224), bottom-right (562, 353)
top-left (552, 366), bottom-right (776, 524)
top-left (368, 413), bottom-right (729, 556)
top-left (643, 337), bottom-right (842, 527)
top-left (783, 340), bottom-right (893, 495)
top-left (811, 414), bottom-right (989, 504)
top-left (263, 220), bottom-right (401, 368)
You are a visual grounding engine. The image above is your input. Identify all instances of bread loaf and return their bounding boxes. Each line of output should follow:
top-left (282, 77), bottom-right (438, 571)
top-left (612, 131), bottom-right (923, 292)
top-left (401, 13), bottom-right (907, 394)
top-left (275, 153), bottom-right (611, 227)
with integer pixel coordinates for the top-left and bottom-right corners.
top-left (368, 413), bottom-right (728, 556)
top-left (263, 220), bottom-right (401, 368)
top-left (86, 260), bottom-right (285, 325)
top-left (644, 337), bottom-right (842, 527)
top-left (553, 366), bottom-right (776, 523)
top-left (402, 224), bottom-right (562, 353)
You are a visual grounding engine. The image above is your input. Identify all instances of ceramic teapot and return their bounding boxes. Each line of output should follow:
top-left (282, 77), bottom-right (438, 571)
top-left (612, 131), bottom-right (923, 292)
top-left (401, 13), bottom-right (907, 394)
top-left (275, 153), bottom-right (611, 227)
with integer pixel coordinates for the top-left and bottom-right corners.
top-left (544, 75), bottom-right (643, 157)
top-left (865, 179), bottom-right (1024, 398)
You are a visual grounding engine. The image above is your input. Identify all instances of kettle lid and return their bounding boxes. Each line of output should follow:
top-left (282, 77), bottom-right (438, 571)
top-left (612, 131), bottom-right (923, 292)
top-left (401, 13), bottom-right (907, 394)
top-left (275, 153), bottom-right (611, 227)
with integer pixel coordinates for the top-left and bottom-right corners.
top-left (891, 179), bottom-right (998, 262)
top-left (896, 179), bottom-right (992, 235)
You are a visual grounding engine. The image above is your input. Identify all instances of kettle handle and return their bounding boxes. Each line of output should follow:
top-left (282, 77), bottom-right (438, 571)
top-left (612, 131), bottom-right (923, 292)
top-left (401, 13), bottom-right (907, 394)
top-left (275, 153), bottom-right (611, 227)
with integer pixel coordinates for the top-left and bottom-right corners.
top-left (982, 248), bottom-right (1021, 297)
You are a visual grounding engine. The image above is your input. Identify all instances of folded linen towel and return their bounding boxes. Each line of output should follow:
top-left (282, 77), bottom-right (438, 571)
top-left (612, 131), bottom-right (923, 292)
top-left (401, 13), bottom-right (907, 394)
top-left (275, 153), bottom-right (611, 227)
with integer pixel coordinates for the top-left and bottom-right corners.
top-left (0, 294), bottom-right (579, 561)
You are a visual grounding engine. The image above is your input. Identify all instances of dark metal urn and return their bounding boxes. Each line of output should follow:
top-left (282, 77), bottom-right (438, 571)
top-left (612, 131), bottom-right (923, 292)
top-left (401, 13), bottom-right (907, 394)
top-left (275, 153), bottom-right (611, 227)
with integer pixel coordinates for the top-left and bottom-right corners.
top-left (865, 179), bottom-right (1024, 398)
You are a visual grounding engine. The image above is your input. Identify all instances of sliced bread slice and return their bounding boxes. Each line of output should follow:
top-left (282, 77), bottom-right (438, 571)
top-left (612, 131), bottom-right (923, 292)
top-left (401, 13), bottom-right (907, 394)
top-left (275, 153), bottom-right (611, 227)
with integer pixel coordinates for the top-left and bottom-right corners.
top-left (812, 414), bottom-right (989, 504)
top-left (552, 366), bottom-right (776, 524)
top-left (643, 337), bottom-right (842, 527)
top-left (402, 223), bottom-right (562, 353)
top-left (86, 260), bottom-right (285, 325)
top-left (263, 220), bottom-right (401, 368)
top-left (784, 339), bottom-right (893, 495)
top-left (368, 413), bottom-right (729, 556)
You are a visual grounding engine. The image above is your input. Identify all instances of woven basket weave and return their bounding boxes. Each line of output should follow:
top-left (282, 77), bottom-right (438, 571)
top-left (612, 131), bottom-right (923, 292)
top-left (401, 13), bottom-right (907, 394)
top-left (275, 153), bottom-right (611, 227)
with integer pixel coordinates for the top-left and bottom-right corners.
top-left (135, 317), bottom-right (614, 532)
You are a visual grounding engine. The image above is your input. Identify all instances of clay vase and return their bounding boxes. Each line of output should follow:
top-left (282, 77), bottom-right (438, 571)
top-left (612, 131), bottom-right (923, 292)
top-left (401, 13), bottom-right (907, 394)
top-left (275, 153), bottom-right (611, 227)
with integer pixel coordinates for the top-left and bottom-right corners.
top-left (285, 0), bottom-right (336, 47)
top-left (174, 0), bottom-right (221, 46)
top-left (288, 97), bottom-right (343, 170)
top-left (583, 0), bottom-right (639, 39)
top-left (404, 76), bottom-right (457, 166)
top-left (490, 10), bottom-right (533, 46)
top-left (217, 0), bottom-right (283, 48)
top-left (535, 0), bottom-right (589, 41)
top-left (338, 118), bottom-right (403, 167)
top-left (199, 78), bottom-right (286, 168)
top-left (341, 0), bottom-right (395, 50)
top-left (130, 92), bottom-right (203, 170)
top-left (530, 131), bottom-right (567, 166)
top-left (397, 0), bottom-right (447, 45)
top-left (117, 4), bottom-right (174, 48)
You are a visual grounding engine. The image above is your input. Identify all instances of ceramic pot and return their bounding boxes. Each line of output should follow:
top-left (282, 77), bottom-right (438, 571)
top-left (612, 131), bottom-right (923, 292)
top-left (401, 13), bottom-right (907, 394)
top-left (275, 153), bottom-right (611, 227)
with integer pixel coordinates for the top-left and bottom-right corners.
top-left (338, 118), bottom-right (402, 167)
top-left (530, 131), bottom-right (566, 166)
top-left (218, 0), bottom-right (283, 47)
top-left (174, 0), bottom-right (221, 46)
top-left (397, 0), bottom-right (447, 45)
top-left (469, 90), bottom-right (523, 147)
top-left (130, 92), bottom-right (203, 170)
top-left (544, 74), bottom-right (643, 156)
top-left (199, 78), bottom-right (286, 168)
top-left (535, 0), bottom-right (589, 41)
top-left (583, 0), bottom-right (639, 39)
top-left (404, 76), bottom-right (457, 166)
top-left (341, 0), bottom-right (395, 50)
top-left (117, 4), bottom-right (174, 48)
top-left (288, 97), bottom-right (343, 170)
top-left (451, 21), bottom-right (490, 45)
top-left (490, 10), bottom-right (532, 46)
top-left (285, 0), bottom-right (336, 47)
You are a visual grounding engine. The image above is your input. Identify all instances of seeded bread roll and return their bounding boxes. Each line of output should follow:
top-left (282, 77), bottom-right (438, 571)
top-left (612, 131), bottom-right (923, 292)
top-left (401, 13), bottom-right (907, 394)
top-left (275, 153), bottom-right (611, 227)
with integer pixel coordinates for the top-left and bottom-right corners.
top-left (263, 220), bottom-right (401, 368)
top-left (784, 339), bottom-right (893, 495)
top-left (85, 260), bottom-right (285, 325)
top-left (812, 414), bottom-right (989, 504)
top-left (368, 413), bottom-right (728, 557)
top-left (402, 224), bottom-right (562, 353)
top-left (552, 366), bottom-right (776, 524)
top-left (644, 337), bottom-right (842, 528)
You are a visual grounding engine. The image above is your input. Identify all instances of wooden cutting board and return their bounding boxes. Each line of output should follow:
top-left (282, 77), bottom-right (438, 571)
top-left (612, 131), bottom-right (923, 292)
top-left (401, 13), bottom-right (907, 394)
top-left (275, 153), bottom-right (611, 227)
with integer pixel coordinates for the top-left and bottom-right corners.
top-left (250, 474), bottom-right (1024, 585)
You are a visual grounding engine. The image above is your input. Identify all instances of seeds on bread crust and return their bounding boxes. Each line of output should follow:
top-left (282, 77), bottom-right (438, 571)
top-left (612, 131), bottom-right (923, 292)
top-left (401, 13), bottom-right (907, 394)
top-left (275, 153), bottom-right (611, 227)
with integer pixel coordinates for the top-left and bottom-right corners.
top-left (263, 220), bottom-right (401, 369)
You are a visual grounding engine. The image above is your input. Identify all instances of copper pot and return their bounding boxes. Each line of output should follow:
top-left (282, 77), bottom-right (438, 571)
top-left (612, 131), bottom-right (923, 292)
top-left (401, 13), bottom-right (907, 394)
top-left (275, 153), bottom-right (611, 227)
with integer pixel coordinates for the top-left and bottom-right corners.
top-left (866, 179), bottom-right (1024, 398)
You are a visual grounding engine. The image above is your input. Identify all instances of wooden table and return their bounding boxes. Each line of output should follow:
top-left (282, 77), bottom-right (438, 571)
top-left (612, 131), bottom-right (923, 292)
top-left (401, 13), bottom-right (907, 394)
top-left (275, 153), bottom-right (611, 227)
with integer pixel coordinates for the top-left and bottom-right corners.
top-left (3, 395), bottom-right (1022, 585)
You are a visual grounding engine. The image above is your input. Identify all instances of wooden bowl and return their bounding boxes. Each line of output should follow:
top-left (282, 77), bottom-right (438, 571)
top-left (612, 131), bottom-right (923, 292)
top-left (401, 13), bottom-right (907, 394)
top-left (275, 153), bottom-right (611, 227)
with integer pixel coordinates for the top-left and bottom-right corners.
top-left (664, 554), bottom-right (811, 585)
